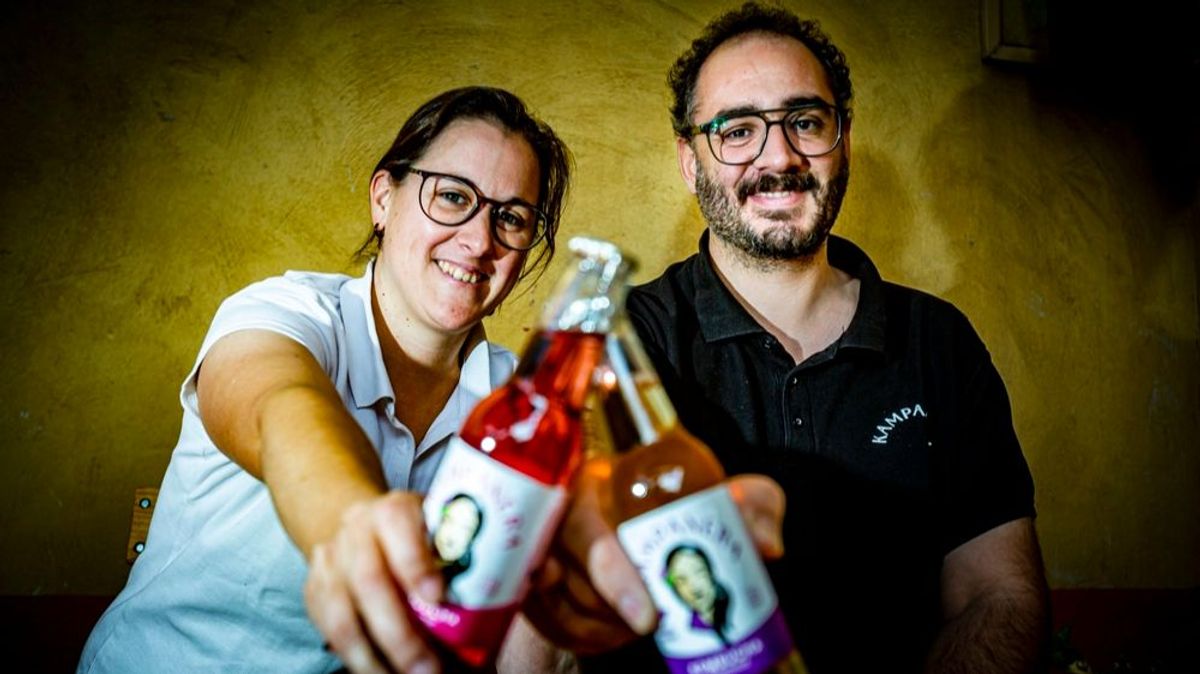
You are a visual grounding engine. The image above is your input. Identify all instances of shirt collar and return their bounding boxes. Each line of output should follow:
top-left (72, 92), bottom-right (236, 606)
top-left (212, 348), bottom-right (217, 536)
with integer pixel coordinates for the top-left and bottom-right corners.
top-left (339, 261), bottom-right (503, 413)
top-left (827, 235), bottom-right (886, 353)
top-left (421, 333), bottom-right (500, 452)
top-left (341, 261), bottom-right (392, 410)
top-left (692, 232), bottom-right (887, 353)
top-left (693, 230), bottom-right (765, 343)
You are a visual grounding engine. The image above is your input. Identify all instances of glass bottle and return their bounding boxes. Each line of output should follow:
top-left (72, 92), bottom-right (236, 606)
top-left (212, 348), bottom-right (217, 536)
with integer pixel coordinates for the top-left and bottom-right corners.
top-left (598, 316), bottom-right (810, 674)
top-left (412, 236), bottom-right (631, 668)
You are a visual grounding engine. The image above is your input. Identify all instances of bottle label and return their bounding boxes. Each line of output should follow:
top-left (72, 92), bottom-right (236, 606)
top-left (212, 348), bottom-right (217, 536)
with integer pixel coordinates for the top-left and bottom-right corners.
top-left (617, 485), bottom-right (794, 674)
top-left (413, 436), bottom-right (567, 651)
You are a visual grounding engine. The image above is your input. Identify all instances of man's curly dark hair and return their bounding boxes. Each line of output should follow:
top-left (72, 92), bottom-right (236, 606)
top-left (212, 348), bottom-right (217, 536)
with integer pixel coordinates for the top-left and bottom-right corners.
top-left (668, 1), bottom-right (854, 138)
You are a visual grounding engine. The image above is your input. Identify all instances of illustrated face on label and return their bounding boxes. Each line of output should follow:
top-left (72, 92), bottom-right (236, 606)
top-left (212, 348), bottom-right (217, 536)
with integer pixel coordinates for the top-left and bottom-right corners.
top-left (665, 545), bottom-right (731, 643)
top-left (432, 494), bottom-right (484, 584)
top-left (421, 437), bottom-right (567, 612)
top-left (618, 484), bottom-right (796, 672)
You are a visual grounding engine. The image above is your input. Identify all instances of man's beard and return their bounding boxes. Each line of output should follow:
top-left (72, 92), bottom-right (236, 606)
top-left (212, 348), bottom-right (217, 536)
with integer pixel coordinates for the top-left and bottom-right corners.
top-left (695, 157), bottom-right (849, 262)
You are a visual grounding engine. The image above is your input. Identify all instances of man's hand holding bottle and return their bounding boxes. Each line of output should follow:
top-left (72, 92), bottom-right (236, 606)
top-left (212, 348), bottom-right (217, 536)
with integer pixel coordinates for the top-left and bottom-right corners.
top-left (526, 469), bottom-right (788, 655)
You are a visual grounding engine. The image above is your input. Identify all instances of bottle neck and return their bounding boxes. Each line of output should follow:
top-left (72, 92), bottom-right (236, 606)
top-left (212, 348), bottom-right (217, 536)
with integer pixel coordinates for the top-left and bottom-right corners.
top-left (539, 239), bottom-right (631, 334)
top-left (603, 322), bottom-right (679, 451)
top-left (522, 330), bottom-right (605, 412)
top-left (519, 240), bottom-right (630, 413)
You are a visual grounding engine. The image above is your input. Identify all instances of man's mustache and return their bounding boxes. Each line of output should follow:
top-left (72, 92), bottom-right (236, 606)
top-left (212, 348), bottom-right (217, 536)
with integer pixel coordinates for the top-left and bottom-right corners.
top-left (736, 172), bottom-right (820, 202)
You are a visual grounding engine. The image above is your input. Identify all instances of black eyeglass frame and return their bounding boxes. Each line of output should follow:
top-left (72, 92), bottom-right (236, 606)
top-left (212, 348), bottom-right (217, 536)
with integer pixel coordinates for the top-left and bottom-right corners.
top-left (688, 103), bottom-right (846, 166)
top-left (401, 166), bottom-right (549, 252)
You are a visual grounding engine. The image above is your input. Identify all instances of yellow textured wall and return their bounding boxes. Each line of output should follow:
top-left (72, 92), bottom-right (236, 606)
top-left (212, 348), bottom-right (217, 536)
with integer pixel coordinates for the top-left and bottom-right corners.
top-left (1, 1), bottom-right (1196, 596)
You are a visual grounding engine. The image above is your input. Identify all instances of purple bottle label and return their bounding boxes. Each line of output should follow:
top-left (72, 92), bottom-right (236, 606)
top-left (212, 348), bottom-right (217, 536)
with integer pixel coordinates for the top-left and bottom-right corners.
top-left (617, 486), bottom-right (794, 674)
top-left (662, 609), bottom-right (792, 674)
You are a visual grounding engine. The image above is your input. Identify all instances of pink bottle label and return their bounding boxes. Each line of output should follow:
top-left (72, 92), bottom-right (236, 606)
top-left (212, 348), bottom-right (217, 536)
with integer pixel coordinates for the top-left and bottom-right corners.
top-left (415, 436), bottom-right (567, 650)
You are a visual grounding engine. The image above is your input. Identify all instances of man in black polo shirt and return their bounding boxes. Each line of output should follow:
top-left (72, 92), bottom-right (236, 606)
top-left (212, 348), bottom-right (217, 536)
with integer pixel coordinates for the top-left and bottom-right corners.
top-left (529, 3), bottom-right (1050, 674)
top-left (633, 3), bottom-right (1049, 672)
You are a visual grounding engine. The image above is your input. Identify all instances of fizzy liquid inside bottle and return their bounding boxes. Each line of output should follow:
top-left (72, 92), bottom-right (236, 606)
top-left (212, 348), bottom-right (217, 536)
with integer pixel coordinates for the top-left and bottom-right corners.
top-left (459, 329), bottom-right (604, 487)
top-left (602, 372), bottom-right (726, 517)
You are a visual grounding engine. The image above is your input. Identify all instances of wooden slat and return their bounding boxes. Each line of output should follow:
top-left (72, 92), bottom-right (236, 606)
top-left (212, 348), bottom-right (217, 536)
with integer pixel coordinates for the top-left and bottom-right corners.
top-left (125, 487), bottom-right (158, 564)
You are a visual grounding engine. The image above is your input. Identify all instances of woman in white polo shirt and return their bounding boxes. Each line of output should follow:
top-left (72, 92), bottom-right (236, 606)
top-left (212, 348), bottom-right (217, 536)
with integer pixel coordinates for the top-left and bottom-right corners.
top-left (79, 86), bottom-right (571, 674)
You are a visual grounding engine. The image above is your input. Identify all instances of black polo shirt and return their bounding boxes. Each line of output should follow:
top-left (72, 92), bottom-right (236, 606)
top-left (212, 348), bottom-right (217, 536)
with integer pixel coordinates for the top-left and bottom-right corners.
top-left (585, 234), bottom-right (1035, 674)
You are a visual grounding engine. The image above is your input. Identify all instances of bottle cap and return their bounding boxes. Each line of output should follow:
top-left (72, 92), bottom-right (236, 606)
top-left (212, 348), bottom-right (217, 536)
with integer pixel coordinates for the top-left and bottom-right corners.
top-left (543, 236), bottom-right (637, 333)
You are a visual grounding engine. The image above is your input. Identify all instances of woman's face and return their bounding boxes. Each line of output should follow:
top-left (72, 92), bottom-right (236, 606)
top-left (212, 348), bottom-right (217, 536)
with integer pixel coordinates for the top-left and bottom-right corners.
top-left (668, 550), bottom-right (717, 614)
top-left (434, 497), bottom-right (482, 563)
top-left (371, 118), bottom-right (538, 338)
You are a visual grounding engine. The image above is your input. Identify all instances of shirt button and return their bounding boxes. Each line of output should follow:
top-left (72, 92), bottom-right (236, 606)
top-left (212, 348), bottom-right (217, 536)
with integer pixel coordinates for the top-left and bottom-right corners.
top-left (789, 376), bottom-right (798, 386)
top-left (762, 337), bottom-right (774, 349)
top-left (792, 417), bottom-right (803, 427)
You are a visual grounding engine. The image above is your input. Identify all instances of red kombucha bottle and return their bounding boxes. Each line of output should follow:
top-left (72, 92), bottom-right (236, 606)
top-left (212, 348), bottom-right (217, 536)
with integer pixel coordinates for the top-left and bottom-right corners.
top-left (412, 236), bottom-right (632, 668)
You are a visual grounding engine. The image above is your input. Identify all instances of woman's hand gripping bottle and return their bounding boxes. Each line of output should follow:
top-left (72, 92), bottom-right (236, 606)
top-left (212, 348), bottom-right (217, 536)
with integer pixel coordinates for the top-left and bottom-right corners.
top-left (412, 236), bottom-right (632, 668)
top-left (598, 317), bottom-right (810, 674)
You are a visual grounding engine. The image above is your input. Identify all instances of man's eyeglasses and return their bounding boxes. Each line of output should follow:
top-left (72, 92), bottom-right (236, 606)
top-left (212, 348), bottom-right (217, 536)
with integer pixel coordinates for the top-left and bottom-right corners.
top-left (404, 167), bottom-right (547, 252)
top-left (689, 103), bottom-right (844, 166)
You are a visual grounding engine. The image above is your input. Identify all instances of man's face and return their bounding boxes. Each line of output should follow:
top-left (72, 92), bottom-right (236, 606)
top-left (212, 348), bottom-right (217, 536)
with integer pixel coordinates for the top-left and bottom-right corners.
top-left (681, 33), bottom-right (850, 262)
